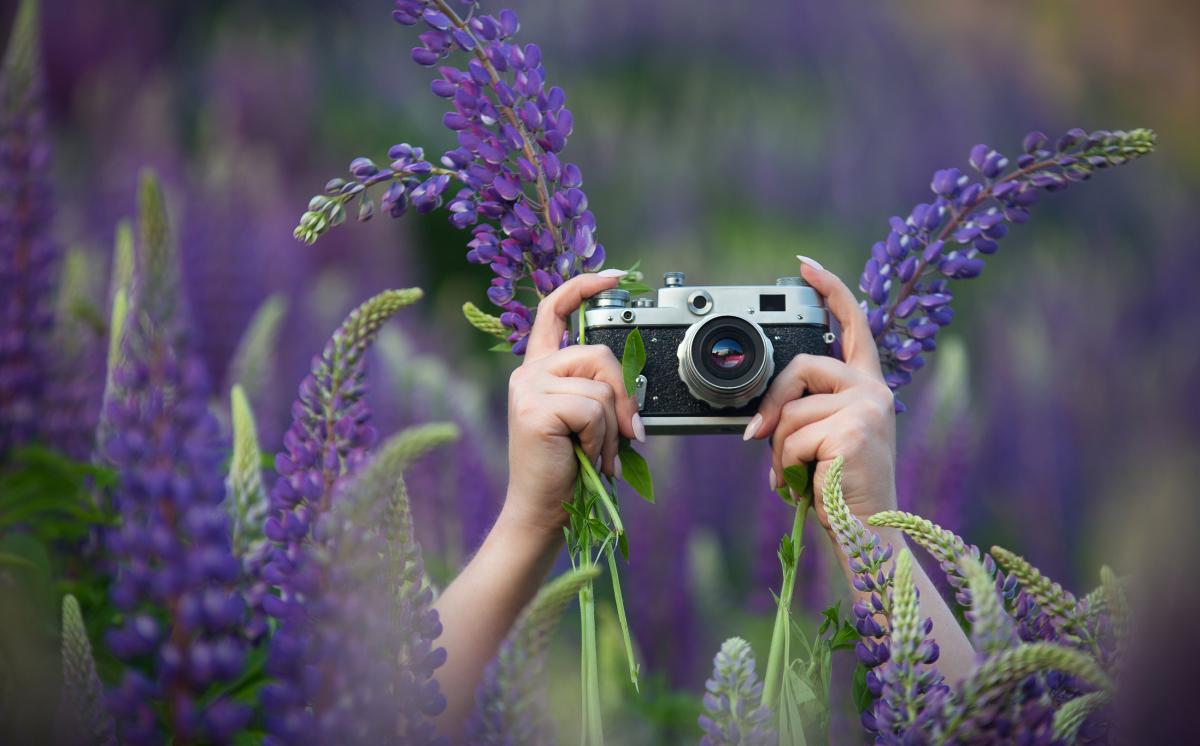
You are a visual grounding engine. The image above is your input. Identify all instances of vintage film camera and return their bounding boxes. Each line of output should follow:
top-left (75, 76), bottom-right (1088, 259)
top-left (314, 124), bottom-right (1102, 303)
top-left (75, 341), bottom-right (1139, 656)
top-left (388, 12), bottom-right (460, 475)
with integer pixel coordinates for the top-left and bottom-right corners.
top-left (584, 272), bottom-right (834, 434)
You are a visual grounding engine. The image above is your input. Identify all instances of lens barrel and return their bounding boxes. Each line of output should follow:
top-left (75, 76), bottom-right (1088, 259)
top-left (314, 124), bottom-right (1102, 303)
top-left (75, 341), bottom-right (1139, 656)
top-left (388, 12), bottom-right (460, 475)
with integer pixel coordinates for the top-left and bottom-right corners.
top-left (677, 315), bottom-right (775, 409)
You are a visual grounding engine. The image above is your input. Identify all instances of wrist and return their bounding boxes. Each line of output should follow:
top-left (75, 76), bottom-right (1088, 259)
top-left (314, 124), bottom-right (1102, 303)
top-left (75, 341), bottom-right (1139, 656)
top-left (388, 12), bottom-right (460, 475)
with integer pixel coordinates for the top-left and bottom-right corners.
top-left (493, 496), bottom-right (565, 553)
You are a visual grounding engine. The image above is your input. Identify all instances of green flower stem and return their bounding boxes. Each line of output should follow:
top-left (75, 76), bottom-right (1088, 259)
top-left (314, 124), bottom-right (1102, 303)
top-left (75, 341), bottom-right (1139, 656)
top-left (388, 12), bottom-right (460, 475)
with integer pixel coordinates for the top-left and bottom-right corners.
top-left (762, 495), bottom-right (811, 711)
top-left (578, 545), bottom-right (604, 745)
top-left (574, 444), bottom-right (624, 537)
top-left (607, 546), bottom-right (639, 692)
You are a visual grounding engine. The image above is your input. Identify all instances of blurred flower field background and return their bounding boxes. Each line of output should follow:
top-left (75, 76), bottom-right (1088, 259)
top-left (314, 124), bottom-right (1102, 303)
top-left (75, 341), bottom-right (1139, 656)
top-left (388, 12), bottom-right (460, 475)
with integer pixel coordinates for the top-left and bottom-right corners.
top-left (2, 0), bottom-right (1198, 742)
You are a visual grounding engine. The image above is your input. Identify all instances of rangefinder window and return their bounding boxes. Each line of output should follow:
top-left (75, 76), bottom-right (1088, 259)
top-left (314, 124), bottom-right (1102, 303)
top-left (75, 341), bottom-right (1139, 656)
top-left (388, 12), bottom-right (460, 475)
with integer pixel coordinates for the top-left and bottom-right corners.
top-left (759, 294), bottom-right (786, 312)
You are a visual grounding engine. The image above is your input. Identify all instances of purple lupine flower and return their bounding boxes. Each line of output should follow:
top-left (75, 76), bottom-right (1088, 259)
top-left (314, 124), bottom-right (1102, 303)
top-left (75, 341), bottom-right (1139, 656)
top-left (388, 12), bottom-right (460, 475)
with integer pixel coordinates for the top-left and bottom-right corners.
top-left (262, 423), bottom-right (448, 745)
top-left (0, 0), bottom-right (61, 454)
top-left (872, 549), bottom-right (947, 742)
top-left (257, 288), bottom-right (426, 744)
top-left (296, 1), bottom-right (603, 354)
top-left (100, 174), bottom-right (250, 744)
top-left (860, 128), bottom-right (1155, 408)
top-left (820, 458), bottom-right (897, 734)
top-left (698, 637), bottom-right (776, 746)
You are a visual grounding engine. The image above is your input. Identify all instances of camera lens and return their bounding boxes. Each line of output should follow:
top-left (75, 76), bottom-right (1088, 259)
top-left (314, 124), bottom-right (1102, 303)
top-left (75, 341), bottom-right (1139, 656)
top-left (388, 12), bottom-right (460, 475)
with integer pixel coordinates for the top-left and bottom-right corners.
top-left (707, 337), bottom-right (745, 371)
top-left (678, 316), bottom-right (775, 409)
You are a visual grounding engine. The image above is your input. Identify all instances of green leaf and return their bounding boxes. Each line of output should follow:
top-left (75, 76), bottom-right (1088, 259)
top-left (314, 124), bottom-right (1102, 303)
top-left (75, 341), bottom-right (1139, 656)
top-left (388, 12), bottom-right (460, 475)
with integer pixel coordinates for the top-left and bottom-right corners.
top-left (778, 667), bottom-right (811, 746)
top-left (852, 663), bottom-right (872, 713)
top-left (617, 440), bottom-right (654, 503)
top-left (830, 621), bottom-right (860, 652)
top-left (617, 281), bottom-right (653, 296)
top-left (777, 462), bottom-right (815, 504)
top-left (617, 532), bottom-right (629, 561)
top-left (489, 340), bottom-right (514, 352)
top-left (621, 328), bottom-right (645, 397)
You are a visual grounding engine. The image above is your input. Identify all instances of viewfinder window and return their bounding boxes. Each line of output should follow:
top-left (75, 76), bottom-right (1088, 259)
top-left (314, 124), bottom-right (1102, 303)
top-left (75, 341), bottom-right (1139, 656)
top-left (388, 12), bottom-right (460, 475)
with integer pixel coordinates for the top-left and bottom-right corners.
top-left (759, 294), bottom-right (785, 312)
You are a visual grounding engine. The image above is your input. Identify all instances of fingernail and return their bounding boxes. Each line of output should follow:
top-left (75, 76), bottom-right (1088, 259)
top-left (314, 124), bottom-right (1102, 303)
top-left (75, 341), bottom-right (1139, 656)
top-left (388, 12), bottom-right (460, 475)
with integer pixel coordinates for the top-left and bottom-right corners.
top-left (742, 413), bottom-right (762, 441)
top-left (613, 458), bottom-right (623, 481)
top-left (598, 268), bottom-right (627, 278)
top-left (797, 255), bottom-right (825, 272)
top-left (631, 414), bottom-right (646, 443)
top-left (594, 455), bottom-right (602, 471)
top-left (769, 467), bottom-right (779, 490)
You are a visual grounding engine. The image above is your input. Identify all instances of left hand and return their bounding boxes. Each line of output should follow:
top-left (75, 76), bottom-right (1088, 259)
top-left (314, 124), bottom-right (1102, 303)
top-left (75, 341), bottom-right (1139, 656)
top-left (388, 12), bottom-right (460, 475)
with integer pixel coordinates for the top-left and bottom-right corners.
top-left (744, 257), bottom-right (897, 530)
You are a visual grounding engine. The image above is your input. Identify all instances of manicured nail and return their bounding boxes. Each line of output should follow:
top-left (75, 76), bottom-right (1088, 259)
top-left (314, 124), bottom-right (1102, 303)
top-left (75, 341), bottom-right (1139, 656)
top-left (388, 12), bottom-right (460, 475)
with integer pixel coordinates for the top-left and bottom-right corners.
top-left (613, 457), bottom-right (623, 481)
top-left (631, 414), bottom-right (646, 443)
top-left (769, 467), bottom-right (779, 490)
top-left (742, 413), bottom-right (763, 441)
top-left (594, 455), bottom-right (602, 471)
top-left (797, 255), bottom-right (825, 272)
top-left (598, 268), bottom-right (627, 278)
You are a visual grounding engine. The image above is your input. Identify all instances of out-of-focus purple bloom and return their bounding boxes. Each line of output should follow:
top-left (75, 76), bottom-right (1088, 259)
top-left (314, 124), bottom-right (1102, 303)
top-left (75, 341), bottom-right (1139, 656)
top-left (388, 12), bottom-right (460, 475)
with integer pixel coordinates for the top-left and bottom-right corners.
top-left (0, 0), bottom-right (60, 454)
top-left (257, 288), bottom-right (432, 744)
top-left (100, 174), bottom-right (250, 744)
top-left (698, 637), bottom-right (776, 746)
top-left (296, 1), bottom-right (603, 353)
top-left (860, 128), bottom-right (1155, 408)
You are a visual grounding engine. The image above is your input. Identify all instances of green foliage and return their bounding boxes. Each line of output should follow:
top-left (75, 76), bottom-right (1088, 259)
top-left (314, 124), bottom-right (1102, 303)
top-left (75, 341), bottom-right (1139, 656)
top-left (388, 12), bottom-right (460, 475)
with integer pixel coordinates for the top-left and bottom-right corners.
top-left (776, 462), bottom-right (814, 505)
top-left (0, 447), bottom-right (113, 543)
top-left (617, 440), bottom-right (653, 503)
top-left (55, 595), bottom-right (115, 746)
top-left (134, 171), bottom-right (181, 323)
top-left (620, 327), bottom-right (645, 398)
top-left (225, 294), bottom-right (288, 401)
top-left (462, 301), bottom-right (510, 340)
top-left (1051, 691), bottom-right (1109, 743)
top-left (227, 385), bottom-right (267, 558)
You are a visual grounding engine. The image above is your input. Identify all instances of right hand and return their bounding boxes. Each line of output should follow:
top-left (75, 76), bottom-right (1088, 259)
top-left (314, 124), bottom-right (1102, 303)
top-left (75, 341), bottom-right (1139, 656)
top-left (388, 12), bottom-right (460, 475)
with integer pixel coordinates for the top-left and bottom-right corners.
top-left (503, 271), bottom-right (643, 536)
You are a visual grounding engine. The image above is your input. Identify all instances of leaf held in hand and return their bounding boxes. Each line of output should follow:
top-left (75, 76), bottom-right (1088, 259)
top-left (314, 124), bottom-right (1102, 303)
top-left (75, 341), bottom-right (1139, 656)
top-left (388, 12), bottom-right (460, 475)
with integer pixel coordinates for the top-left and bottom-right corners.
top-left (618, 440), bottom-right (654, 503)
top-left (621, 327), bottom-right (645, 397)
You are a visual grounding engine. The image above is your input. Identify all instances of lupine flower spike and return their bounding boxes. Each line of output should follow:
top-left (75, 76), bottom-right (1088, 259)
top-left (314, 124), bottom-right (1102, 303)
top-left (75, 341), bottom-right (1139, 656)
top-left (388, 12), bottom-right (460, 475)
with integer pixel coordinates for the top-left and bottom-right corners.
top-left (861, 128), bottom-right (1155, 407)
top-left (698, 637), bottom-right (776, 746)
top-left (100, 173), bottom-right (251, 743)
top-left (0, 0), bottom-right (60, 452)
top-left (297, 1), bottom-right (604, 353)
top-left (821, 457), bottom-right (897, 733)
top-left (467, 565), bottom-right (603, 745)
top-left (257, 287), bottom-right (429, 743)
top-left (55, 595), bottom-right (116, 746)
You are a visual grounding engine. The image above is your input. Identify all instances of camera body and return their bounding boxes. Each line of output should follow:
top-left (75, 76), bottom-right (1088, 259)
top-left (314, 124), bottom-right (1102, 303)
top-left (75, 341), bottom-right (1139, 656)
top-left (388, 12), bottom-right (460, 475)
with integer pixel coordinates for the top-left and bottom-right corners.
top-left (584, 272), bottom-right (834, 434)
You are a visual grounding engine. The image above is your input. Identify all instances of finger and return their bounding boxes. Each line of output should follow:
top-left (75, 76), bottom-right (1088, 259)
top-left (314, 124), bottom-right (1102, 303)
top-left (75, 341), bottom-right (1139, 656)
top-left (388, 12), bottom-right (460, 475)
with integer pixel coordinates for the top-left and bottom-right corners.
top-left (525, 270), bottom-right (626, 361)
top-left (797, 256), bottom-right (883, 379)
top-left (771, 393), bottom-right (850, 447)
top-left (772, 419), bottom-right (836, 494)
top-left (535, 345), bottom-right (639, 440)
top-left (543, 393), bottom-right (608, 468)
top-left (543, 377), bottom-right (620, 476)
top-left (750, 354), bottom-right (867, 441)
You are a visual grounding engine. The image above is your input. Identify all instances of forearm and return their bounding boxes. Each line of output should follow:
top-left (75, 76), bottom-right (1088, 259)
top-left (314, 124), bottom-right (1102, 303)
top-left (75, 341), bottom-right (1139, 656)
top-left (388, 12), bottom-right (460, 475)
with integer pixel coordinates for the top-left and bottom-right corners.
top-left (431, 499), bottom-right (563, 733)
top-left (828, 525), bottom-right (976, 684)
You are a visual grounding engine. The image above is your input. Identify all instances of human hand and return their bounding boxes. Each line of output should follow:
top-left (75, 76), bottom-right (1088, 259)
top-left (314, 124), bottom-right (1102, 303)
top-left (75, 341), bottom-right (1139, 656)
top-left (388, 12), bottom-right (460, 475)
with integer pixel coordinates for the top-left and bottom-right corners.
top-left (502, 270), bottom-right (644, 537)
top-left (744, 256), bottom-right (897, 529)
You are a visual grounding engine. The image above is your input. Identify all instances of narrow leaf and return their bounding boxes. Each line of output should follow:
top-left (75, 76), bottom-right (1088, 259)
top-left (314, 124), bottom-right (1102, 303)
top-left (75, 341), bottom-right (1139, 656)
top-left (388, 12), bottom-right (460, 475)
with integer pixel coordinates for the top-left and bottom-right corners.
top-left (621, 327), bottom-right (645, 397)
top-left (617, 440), bottom-right (653, 503)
